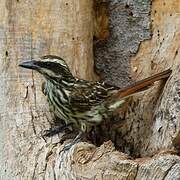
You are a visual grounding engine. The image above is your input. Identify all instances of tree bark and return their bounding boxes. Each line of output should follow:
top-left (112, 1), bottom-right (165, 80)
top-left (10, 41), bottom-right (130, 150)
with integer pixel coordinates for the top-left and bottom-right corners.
top-left (0, 0), bottom-right (179, 180)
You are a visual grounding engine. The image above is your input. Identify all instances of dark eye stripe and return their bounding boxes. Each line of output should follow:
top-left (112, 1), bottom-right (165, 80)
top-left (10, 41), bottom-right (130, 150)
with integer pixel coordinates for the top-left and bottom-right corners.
top-left (37, 61), bottom-right (60, 73)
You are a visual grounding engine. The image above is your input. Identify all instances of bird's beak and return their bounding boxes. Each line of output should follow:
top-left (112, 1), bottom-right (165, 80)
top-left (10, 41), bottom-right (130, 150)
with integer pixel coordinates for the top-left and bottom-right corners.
top-left (19, 60), bottom-right (39, 70)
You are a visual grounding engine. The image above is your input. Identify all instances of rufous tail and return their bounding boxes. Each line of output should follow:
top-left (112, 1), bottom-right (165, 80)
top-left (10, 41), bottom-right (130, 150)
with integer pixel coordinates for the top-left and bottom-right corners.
top-left (113, 69), bottom-right (172, 99)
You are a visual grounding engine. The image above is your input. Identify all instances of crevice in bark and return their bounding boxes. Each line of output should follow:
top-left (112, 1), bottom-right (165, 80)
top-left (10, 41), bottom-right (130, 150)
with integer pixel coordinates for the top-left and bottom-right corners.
top-left (30, 108), bottom-right (37, 135)
top-left (133, 164), bottom-right (139, 180)
top-left (162, 161), bottom-right (177, 180)
top-left (32, 162), bottom-right (38, 180)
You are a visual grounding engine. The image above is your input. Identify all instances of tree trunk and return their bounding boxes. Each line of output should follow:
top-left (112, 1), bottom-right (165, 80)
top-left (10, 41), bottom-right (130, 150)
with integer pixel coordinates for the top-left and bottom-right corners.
top-left (0, 0), bottom-right (179, 180)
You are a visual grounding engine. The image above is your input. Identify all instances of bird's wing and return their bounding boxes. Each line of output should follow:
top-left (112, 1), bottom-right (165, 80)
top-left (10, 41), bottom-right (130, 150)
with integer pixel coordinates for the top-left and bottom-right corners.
top-left (70, 69), bottom-right (172, 112)
top-left (69, 80), bottom-right (118, 111)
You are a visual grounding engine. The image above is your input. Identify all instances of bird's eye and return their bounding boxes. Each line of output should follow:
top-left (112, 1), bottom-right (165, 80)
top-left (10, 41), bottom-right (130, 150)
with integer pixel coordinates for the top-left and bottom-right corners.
top-left (44, 62), bottom-right (55, 68)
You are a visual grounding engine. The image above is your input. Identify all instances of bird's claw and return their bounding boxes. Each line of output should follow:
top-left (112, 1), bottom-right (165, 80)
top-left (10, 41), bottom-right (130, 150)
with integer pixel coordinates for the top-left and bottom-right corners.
top-left (42, 129), bottom-right (52, 137)
top-left (42, 123), bottom-right (73, 137)
top-left (60, 131), bottom-right (84, 152)
top-left (63, 143), bottom-right (73, 151)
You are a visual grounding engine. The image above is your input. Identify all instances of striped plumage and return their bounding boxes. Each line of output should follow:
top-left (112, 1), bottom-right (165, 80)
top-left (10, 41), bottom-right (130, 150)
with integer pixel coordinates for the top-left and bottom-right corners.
top-left (19, 55), bottom-right (171, 148)
top-left (41, 56), bottom-right (120, 133)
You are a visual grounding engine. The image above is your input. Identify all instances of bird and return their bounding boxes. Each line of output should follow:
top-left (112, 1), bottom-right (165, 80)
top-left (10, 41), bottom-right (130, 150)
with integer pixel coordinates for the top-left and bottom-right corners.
top-left (19, 55), bottom-right (171, 150)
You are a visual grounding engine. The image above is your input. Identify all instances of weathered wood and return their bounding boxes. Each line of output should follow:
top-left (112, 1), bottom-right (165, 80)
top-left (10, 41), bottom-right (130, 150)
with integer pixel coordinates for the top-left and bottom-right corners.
top-left (128, 0), bottom-right (180, 157)
top-left (45, 142), bottom-right (180, 180)
top-left (0, 0), bottom-right (95, 179)
top-left (94, 0), bottom-right (152, 87)
top-left (0, 0), bottom-right (179, 179)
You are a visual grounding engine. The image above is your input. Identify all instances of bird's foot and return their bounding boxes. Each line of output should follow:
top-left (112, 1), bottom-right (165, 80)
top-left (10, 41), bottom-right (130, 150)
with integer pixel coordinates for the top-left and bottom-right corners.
top-left (62, 131), bottom-right (84, 152)
top-left (42, 123), bottom-right (72, 137)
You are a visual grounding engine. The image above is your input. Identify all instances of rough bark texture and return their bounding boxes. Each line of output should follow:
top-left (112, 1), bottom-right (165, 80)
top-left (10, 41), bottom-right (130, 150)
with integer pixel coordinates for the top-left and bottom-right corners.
top-left (0, 0), bottom-right (95, 178)
top-left (94, 0), bottom-right (152, 87)
top-left (0, 0), bottom-right (179, 180)
top-left (117, 0), bottom-right (180, 157)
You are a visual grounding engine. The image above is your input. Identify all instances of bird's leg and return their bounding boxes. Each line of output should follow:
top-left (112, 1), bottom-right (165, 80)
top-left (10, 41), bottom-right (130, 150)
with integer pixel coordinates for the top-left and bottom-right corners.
top-left (43, 123), bottom-right (72, 137)
top-left (63, 131), bottom-right (84, 151)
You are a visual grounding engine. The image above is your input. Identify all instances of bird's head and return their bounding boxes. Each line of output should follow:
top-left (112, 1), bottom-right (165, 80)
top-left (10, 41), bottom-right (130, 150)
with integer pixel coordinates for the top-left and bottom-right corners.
top-left (19, 55), bottom-right (74, 81)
